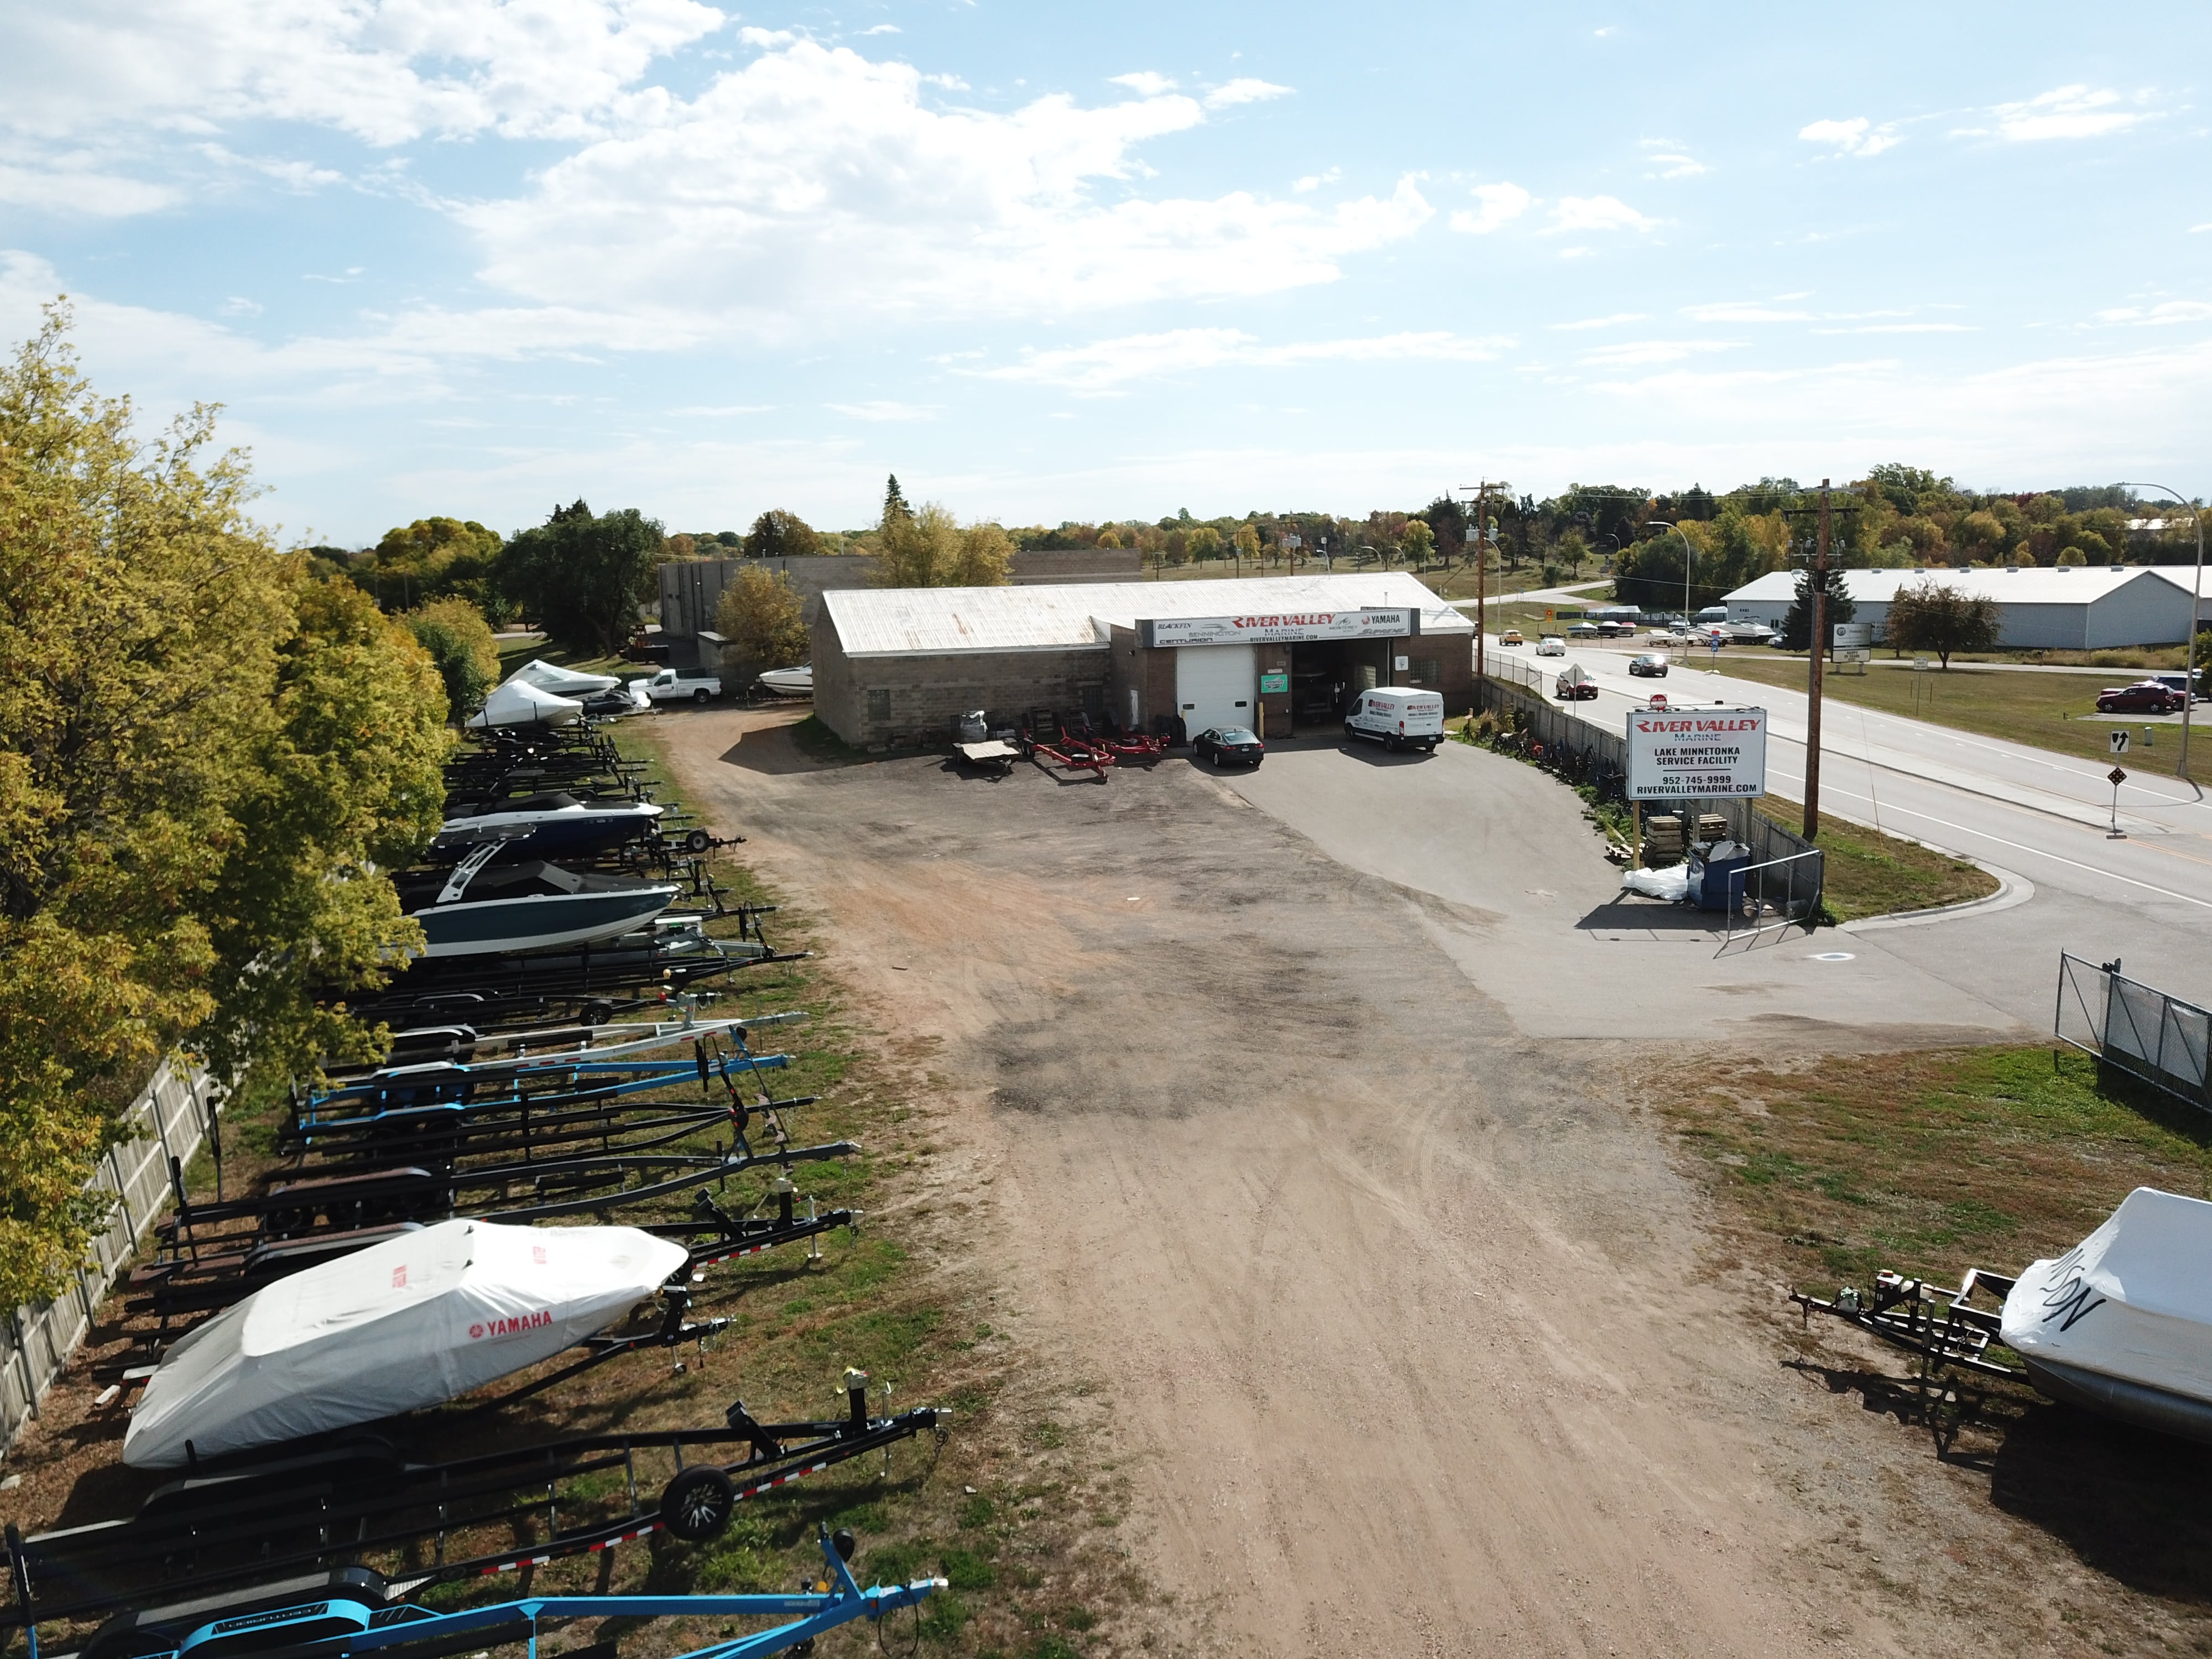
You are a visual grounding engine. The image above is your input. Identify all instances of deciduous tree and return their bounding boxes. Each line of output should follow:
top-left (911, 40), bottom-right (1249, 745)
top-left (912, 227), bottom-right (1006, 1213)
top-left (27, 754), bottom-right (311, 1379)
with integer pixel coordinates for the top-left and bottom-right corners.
top-left (499, 501), bottom-right (666, 654)
top-left (1886, 580), bottom-right (1999, 669)
top-left (742, 509), bottom-right (821, 560)
top-left (874, 502), bottom-right (1013, 587)
top-left (713, 565), bottom-right (809, 687)
top-left (0, 309), bottom-right (446, 1307)
top-left (404, 596), bottom-right (500, 718)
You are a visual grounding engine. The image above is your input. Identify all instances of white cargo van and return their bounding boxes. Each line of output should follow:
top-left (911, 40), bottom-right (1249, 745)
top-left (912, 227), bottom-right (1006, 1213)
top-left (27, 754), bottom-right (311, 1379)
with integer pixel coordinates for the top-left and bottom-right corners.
top-left (1344, 687), bottom-right (1446, 753)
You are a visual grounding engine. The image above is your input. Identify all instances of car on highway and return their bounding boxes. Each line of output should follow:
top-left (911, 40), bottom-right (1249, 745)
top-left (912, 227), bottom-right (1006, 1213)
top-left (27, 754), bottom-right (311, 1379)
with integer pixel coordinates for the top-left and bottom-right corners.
top-left (1193, 725), bottom-right (1265, 768)
top-left (1535, 635), bottom-right (1567, 657)
top-left (1499, 628), bottom-right (1524, 646)
top-left (1554, 670), bottom-right (1599, 701)
top-left (1627, 653), bottom-right (1670, 678)
top-left (2097, 681), bottom-right (2185, 714)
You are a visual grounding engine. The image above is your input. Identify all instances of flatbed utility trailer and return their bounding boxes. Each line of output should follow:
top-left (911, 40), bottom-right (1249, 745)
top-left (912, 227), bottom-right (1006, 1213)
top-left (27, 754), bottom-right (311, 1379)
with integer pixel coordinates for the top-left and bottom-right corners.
top-left (2, 1375), bottom-right (944, 1635)
top-left (6, 1527), bottom-right (940, 1659)
top-left (954, 739), bottom-right (1019, 776)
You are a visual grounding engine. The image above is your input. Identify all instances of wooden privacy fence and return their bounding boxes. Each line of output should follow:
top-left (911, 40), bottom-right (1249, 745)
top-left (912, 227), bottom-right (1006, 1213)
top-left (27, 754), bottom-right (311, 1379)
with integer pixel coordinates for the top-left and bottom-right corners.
top-left (2, 1062), bottom-right (216, 1451)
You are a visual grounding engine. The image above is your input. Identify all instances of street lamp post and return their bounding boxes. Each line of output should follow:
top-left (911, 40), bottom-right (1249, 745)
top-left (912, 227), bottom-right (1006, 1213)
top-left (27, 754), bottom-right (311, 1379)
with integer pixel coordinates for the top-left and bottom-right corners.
top-left (2117, 482), bottom-right (2205, 779)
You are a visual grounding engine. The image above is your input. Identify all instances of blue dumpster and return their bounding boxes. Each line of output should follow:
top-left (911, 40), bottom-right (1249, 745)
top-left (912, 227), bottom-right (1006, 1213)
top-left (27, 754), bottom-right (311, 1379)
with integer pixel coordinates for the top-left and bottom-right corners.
top-left (1691, 841), bottom-right (1751, 912)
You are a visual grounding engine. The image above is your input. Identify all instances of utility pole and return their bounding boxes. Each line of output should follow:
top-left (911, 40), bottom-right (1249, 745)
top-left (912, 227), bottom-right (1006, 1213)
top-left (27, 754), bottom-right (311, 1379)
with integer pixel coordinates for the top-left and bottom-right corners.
top-left (1460, 482), bottom-right (1509, 684)
top-left (1804, 478), bottom-right (1830, 841)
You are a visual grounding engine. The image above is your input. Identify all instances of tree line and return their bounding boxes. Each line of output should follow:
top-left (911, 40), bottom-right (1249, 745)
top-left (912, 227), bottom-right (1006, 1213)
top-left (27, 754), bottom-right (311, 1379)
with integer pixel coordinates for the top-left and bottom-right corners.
top-left (1, 311), bottom-right (451, 1308)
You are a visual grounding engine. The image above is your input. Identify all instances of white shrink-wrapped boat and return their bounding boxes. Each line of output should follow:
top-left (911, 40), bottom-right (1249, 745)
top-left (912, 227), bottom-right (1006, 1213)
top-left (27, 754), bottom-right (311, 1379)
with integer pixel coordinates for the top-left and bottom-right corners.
top-left (2001, 1187), bottom-right (2212, 1443)
top-left (466, 679), bottom-right (585, 730)
top-left (124, 1220), bottom-right (686, 1468)
top-left (513, 658), bottom-right (622, 697)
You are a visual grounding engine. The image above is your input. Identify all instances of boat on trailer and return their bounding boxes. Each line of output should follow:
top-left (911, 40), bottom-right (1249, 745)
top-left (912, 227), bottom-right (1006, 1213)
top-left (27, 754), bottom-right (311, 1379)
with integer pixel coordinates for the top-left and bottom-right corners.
top-left (1794, 1185), bottom-right (2212, 1446)
top-left (2000, 1186), bottom-right (2212, 1442)
top-left (431, 791), bottom-right (663, 860)
top-left (400, 843), bottom-right (677, 957)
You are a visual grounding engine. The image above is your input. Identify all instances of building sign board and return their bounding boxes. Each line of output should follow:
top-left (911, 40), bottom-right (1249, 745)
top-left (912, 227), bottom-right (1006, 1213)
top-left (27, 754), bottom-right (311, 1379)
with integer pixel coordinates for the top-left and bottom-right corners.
top-left (1139, 608), bottom-right (1417, 647)
top-left (1833, 622), bottom-right (1871, 650)
top-left (1259, 671), bottom-right (1289, 693)
top-left (1625, 706), bottom-right (1768, 800)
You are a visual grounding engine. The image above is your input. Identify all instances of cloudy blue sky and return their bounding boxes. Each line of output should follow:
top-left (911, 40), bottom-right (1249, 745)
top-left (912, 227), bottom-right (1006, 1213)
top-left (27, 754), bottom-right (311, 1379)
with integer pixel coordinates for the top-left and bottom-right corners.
top-left (3, 2), bottom-right (2207, 543)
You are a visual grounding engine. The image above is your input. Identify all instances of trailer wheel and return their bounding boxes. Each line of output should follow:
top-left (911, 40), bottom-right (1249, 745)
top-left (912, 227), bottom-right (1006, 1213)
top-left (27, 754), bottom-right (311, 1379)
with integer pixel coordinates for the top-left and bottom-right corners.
top-left (660, 1465), bottom-right (737, 1540)
top-left (692, 687), bottom-right (712, 705)
top-left (685, 828), bottom-right (713, 853)
top-left (582, 999), bottom-right (614, 1026)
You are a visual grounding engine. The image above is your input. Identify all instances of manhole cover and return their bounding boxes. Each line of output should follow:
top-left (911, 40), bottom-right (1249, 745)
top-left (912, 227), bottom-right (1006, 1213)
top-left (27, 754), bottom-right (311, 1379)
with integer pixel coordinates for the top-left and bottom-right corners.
top-left (1810, 952), bottom-right (1855, 962)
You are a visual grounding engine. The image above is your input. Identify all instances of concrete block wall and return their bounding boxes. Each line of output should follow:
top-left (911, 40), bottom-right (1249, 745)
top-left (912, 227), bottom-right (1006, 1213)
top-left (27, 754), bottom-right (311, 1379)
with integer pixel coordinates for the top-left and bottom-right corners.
top-left (814, 621), bottom-right (1111, 748)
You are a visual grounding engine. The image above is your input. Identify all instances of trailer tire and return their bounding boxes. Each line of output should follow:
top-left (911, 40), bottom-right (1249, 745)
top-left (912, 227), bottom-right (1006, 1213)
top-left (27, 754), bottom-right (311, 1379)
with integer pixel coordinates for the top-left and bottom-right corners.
top-left (692, 687), bottom-right (712, 705)
top-left (660, 1465), bottom-right (737, 1540)
top-left (685, 828), bottom-right (713, 854)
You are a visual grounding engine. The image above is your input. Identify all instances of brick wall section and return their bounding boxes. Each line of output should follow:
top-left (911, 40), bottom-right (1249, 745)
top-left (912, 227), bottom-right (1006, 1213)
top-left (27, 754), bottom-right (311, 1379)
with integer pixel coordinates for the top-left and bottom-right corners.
top-left (813, 615), bottom-right (1110, 748)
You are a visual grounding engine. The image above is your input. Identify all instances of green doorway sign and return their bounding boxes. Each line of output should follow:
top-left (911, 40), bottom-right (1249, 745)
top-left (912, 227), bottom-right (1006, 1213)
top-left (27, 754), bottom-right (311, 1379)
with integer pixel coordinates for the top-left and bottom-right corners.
top-left (1259, 671), bottom-right (1289, 693)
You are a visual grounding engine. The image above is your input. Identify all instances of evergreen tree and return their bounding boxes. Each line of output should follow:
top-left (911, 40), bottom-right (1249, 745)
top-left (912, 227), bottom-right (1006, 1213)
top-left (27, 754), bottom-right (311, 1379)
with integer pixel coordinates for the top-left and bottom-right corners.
top-left (1781, 567), bottom-right (1856, 652)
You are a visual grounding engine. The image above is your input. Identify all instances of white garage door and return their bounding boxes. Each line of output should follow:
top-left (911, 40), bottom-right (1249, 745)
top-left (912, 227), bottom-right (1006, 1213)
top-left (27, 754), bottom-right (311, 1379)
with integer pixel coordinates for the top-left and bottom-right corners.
top-left (1175, 644), bottom-right (1256, 735)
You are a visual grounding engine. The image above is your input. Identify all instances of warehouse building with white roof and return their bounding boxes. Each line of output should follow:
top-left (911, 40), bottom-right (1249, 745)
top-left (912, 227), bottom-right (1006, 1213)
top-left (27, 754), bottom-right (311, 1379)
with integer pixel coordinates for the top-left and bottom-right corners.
top-left (1721, 565), bottom-right (2210, 650)
top-left (813, 572), bottom-right (1474, 749)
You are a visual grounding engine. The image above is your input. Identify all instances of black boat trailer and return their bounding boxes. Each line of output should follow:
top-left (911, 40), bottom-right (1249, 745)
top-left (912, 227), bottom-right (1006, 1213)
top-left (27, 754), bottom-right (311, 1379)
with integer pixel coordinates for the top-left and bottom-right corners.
top-left (1790, 1268), bottom-right (2030, 1446)
top-left (2, 1376), bottom-right (946, 1636)
top-left (127, 1140), bottom-right (855, 1329)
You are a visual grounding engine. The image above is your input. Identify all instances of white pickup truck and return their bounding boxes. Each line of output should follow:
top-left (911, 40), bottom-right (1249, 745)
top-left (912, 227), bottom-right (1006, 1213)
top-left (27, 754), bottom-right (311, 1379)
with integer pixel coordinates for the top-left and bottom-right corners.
top-left (631, 667), bottom-right (722, 705)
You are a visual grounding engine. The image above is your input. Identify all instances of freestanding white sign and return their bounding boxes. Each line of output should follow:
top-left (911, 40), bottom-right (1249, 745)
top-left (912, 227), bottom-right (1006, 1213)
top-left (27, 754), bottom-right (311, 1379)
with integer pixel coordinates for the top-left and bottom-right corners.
top-left (1140, 608), bottom-right (1416, 647)
top-left (1625, 706), bottom-right (1768, 800)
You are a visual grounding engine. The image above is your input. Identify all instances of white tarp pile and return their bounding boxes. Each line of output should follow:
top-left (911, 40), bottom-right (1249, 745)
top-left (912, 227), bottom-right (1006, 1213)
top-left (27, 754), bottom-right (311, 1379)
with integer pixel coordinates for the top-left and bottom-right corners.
top-left (467, 678), bottom-right (584, 729)
top-left (124, 1220), bottom-right (686, 1467)
top-left (2002, 1186), bottom-right (2212, 1442)
top-left (514, 659), bottom-right (621, 696)
top-left (1619, 864), bottom-right (1689, 902)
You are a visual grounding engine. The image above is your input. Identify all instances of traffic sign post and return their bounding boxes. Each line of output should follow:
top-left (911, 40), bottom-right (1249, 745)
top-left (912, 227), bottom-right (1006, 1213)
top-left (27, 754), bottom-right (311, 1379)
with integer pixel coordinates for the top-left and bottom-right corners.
top-left (2111, 729), bottom-right (2131, 756)
top-left (2109, 765), bottom-right (2128, 839)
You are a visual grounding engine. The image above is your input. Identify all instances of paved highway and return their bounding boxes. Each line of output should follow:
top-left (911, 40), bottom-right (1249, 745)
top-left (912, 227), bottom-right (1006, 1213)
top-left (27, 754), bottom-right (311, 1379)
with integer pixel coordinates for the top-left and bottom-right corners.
top-left (1484, 632), bottom-right (2212, 1024)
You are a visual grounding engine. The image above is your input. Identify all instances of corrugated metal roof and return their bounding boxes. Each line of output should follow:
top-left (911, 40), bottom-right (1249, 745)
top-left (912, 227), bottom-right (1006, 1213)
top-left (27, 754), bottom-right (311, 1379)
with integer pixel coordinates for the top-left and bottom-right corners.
top-left (823, 572), bottom-right (1473, 658)
top-left (1723, 566), bottom-right (2176, 607)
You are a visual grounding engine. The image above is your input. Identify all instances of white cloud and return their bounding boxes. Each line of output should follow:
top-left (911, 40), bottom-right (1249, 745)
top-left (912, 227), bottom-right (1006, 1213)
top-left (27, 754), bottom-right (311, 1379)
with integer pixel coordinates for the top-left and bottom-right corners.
top-left (1682, 298), bottom-right (1817, 324)
top-left (1550, 313), bottom-right (1648, 331)
top-left (1985, 85), bottom-right (2147, 142)
top-left (0, 0), bottom-right (729, 149)
top-left (1547, 195), bottom-right (1655, 233)
top-left (2098, 301), bottom-right (2212, 325)
top-left (1577, 339), bottom-right (1740, 367)
top-left (1798, 117), bottom-right (1902, 158)
top-left (1644, 152), bottom-right (1705, 179)
top-left (827, 400), bottom-right (941, 421)
top-left (1294, 166), bottom-right (1340, 193)
top-left (857, 23), bottom-right (900, 35)
top-left (1204, 78), bottom-right (1291, 109)
top-left (1812, 322), bottom-right (1978, 335)
top-left (0, 151), bottom-right (182, 216)
top-left (670, 403), bottom-right (775, 415)
top-left (1448, 181), bottom-right (1531, 234)
top-left (1110, 71), bottom-right (1177, 97)
top-left (458, 41), bottom-right (1431, 337)
top-left (199, 144), bottom-right (344, 192)
top-left (972, 327), bottom-right (1510, 393)
top-left (2193, 223), bottom-right (2212, 234)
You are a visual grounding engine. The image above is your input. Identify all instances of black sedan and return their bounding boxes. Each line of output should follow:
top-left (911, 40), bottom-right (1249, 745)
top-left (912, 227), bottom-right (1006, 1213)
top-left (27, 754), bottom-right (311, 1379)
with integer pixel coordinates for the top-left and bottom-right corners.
top-left (1194, 726), bottom-right (1264, 768)
top-left (1627, 653), bottom-right (1670, 678)
top-left (2097, 681), bottom-right (2183, 714)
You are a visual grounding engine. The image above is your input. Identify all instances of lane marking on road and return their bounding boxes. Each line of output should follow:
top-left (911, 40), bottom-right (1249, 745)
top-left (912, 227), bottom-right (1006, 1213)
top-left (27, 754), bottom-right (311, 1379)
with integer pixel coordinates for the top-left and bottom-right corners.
top-left (1764, 764), bottom-right (2212, 912)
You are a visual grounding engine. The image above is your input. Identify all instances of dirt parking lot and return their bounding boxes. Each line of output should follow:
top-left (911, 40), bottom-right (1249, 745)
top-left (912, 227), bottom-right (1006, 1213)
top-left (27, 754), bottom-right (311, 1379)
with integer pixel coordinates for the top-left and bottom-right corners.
top-left (658, 709), bottom-right (2178, 1658)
